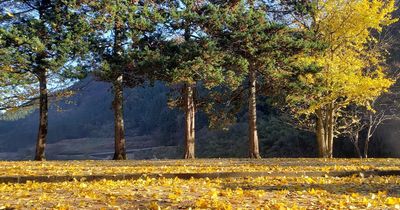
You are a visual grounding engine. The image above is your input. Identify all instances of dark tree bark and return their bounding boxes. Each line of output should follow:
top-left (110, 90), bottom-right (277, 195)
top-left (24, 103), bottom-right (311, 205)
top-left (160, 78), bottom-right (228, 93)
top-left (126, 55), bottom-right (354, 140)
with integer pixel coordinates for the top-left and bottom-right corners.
top-left (184, 83), bottom-right (195, 159)
top-left (364, 122), bottom-right (372, 158)
top-left (327, 103), bottom-right (334, 158)
top-left (354, 142), bottom-right (363, 159)
top-left (110, 11), bottom-right (127, 160)
top-left (34, 0), bottom-right (51, 161)
top-left (248, 69), bottom-right (261, 159)
top-left (315, 106), bottom-right (334, 158)
top-left (113, 75), bottom-right (127, 160)
top-left (316, 109), bottom-right (326, 158)
top-left (35, 70), bottom-right (48, 161)
top-left (351, 133), bottom-right (363, 158)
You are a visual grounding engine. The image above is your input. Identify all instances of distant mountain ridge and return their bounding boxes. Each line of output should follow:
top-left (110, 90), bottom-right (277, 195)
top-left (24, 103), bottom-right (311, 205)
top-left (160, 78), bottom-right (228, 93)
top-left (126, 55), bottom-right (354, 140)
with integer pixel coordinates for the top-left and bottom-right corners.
top-left (0, 76), bottom-right (399, 160)
top-left (0, 76), bottom-right (315, 160)
top-left (0, 77), bottom-right (186, 158)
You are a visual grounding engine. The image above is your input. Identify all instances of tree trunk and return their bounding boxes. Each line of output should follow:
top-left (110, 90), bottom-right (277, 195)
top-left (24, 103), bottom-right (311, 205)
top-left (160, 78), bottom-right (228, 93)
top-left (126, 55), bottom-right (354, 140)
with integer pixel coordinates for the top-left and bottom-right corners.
top-left (364, 138), bottom-right (370, 159)
top-left (248, 69), bottom-right (261, 159)
top-left (327, 104), bottom-right (334, 158)
top-left (352, 133), bottom-right (362, 158)
top-left (364, 123), bottom-right (372, 159)
top-left (315, 107), bottom-right (335, 158)
top-left (354, 142), bottom-right (362, 159)
top-left (35, 70), bottom-right (48, 161)
top-left (113, 75), bottom-right (126, 160)
top-left (315, 109), bottom-right (327, 157)
top-left (183, 83), bottom-right (195, 159)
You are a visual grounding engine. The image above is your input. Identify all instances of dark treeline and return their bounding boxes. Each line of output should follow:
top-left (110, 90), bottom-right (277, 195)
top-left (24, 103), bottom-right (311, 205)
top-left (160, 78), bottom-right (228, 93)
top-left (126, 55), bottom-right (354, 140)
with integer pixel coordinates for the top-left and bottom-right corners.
top-left (0, 79), bottom-right (397, 159)
top-left (0, 0), bottom-right (399, 160)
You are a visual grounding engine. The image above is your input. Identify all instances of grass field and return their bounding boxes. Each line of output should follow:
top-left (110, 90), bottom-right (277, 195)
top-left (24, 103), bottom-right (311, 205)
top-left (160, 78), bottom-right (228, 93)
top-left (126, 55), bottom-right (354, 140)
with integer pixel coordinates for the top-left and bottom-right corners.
top-left (0, 159), bottom-right (399, 209)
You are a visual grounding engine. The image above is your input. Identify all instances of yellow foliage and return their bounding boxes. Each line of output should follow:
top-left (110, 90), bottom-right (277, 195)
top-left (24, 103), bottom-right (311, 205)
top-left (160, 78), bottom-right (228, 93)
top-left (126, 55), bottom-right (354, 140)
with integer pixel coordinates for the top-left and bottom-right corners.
top-left (148, 202), bottom-right (161, 210)
top-left (0, 159), bottom-right (398, 177)
top-left (291, 0), bottom-right (397, 114)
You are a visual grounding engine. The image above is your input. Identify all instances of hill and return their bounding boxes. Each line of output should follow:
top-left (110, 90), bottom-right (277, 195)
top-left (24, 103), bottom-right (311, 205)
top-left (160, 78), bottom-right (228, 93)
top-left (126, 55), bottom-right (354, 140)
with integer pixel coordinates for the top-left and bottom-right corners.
top-left (0, 76), bottom-right (318, 159)
top-left (0, 76), bottom-right (398, 159)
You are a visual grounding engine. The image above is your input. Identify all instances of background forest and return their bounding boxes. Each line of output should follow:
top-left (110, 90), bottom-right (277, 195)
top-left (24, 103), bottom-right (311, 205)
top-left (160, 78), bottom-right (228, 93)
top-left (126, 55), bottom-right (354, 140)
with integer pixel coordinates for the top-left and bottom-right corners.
top-left (0, 77), bottom-right (398, 160)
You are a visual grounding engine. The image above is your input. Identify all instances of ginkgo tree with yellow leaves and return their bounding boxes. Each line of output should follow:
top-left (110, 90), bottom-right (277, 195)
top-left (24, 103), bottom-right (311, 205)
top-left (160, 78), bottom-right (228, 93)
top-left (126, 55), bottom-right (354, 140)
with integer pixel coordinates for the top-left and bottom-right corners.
top-left (287, 0), bottom-right (398, 158)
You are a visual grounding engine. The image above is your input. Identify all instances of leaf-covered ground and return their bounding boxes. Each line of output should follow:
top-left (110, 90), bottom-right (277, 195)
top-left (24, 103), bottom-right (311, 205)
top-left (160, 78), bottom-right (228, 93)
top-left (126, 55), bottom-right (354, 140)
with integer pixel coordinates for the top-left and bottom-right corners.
top-left (0, 158), bottom-right (398, 176)
top-left (0, 176), bottom-right (399, 209)
top-left (0, 159), bottom-right (399, 209)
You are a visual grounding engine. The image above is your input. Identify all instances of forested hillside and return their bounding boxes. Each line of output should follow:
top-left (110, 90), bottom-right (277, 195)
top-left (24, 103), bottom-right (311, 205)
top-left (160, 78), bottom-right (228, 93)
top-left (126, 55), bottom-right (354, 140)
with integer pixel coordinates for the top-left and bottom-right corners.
top-left (0, 76), bottom-right (398, 159)
top-left (0, 76), bottom-right (313, 159)
top-left (0, 77), bottom-right (180, 159)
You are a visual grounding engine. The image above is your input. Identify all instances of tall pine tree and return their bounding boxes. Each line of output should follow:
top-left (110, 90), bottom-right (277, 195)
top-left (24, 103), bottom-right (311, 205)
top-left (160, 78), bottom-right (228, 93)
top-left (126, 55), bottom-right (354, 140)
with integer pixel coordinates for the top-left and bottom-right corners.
top-left (145, 0), bottom-right (238, 159)
top-left (0, 0), bottom-right (90, 160)
top-left (82, 0), bottom-right (163, 160)
top-left (205, 0), bottom-right (317, 158)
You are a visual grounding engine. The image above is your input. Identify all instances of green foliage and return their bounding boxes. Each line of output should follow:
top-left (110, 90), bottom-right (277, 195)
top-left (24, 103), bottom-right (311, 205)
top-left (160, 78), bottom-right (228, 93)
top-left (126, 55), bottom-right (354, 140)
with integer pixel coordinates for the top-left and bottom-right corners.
top-left (201, 1), bottom-right (321, 127)
top-left (83, 0), bottom-right (164, 85)
top-left (0, 0), bottom-right (90, 113)
top-left (141, 0), bottom-right (241, 116)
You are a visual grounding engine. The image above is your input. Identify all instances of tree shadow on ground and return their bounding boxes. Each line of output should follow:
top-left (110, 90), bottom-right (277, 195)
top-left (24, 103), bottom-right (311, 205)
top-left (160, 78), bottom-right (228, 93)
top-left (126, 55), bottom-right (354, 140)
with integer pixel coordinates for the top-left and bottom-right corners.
top-left (222, 181), bottom-right (400, 197)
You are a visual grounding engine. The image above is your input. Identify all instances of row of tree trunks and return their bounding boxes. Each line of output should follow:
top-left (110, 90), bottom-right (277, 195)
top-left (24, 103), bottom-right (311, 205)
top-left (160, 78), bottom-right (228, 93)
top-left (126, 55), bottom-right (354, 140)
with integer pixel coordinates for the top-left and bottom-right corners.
top-left (315, 106), bottom-right (334, 158)
top-left (183, 83), bottom-right (196, 159)
top-left (113, 75), bottom-right (127, 160)
top-left (32, 57), bottom-right (260, 161)
top-left (182, 68), bottom-right (262, 159)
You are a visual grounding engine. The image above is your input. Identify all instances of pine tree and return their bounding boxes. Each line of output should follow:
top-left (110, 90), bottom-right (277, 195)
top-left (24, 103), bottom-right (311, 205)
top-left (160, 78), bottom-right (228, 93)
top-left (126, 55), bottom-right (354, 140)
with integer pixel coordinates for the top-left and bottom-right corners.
top-left (205, 0), bottom-right (317, 158)
top-left (0, 0), bottom-right (90, 160)
top-left (144, 0), bottom-right (237, 159)
top-left (82, 0), bottom-right (163, 160)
